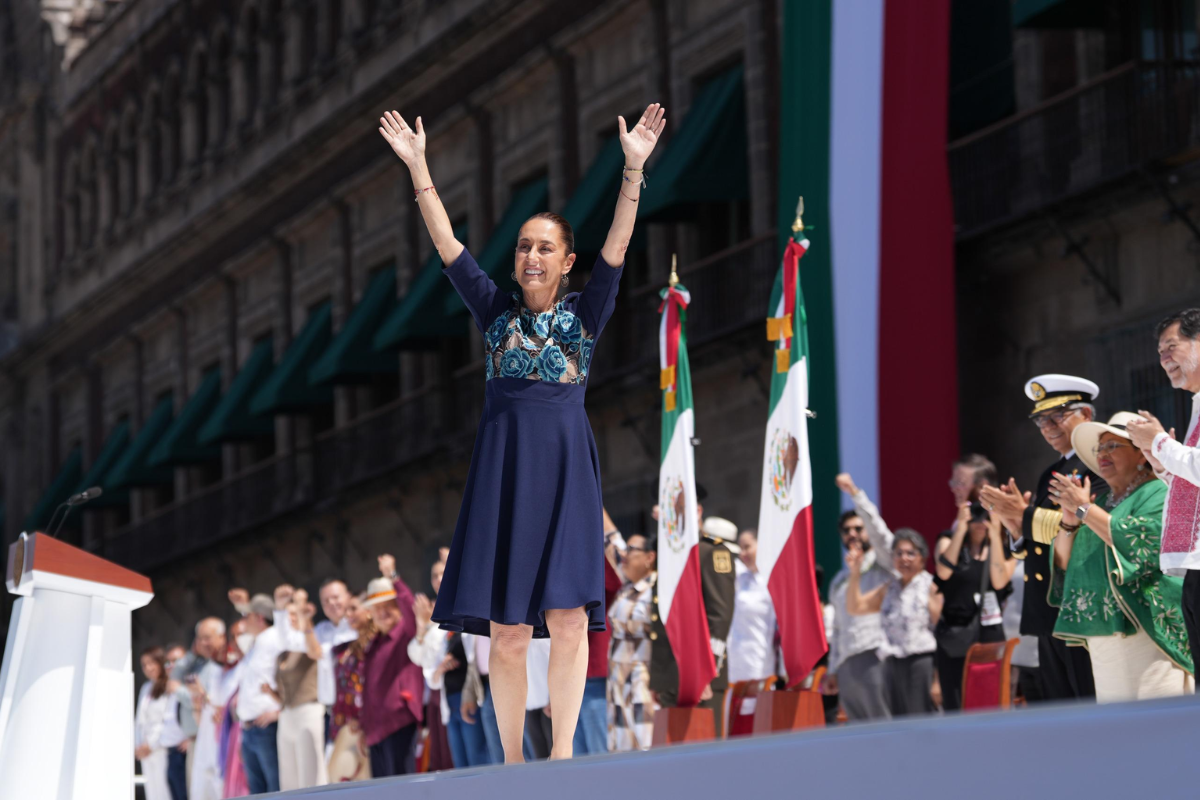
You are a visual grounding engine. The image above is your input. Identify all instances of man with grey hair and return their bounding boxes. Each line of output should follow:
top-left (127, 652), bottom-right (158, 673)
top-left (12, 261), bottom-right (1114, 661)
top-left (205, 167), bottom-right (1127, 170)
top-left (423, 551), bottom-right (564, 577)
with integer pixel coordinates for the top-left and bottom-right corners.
top-left (189, 617), bottom-right (228, 800)
top-left (981, 374), bottom-right (1104, 701)
top-left (1129, 308), bottom-right (1200, 673)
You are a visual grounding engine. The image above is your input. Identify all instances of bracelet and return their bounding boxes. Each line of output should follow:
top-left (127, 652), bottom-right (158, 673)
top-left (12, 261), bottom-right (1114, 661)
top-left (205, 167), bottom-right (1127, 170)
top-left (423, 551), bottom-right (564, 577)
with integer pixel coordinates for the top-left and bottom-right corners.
top-left (619, 188), bottom-right (639, 202)
top-left (413, 185), bottom-right (436, 199)
top-left (622, 168), bottom-right (647, 189)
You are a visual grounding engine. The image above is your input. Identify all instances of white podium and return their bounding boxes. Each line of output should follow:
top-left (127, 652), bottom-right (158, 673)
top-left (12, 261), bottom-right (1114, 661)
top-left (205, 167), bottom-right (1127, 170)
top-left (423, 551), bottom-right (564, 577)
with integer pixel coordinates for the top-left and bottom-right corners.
top-left (0, 532), bottom-right (153, 800)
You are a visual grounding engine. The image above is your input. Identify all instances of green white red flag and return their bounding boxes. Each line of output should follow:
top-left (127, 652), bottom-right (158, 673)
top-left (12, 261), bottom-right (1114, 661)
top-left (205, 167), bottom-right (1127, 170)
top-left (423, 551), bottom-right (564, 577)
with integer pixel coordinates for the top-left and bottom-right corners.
top-left (757, 237), bottom-right (828, 686)
top-left (656, 282), bottom-right (716, 707)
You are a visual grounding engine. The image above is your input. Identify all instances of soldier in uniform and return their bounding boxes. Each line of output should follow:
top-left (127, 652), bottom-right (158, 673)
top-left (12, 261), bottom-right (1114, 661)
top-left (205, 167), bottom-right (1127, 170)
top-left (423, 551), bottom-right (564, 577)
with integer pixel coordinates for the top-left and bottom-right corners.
top-left (981, 374), bottom-right (1105, 701)
top-left (649, 515), bottom-right (737, 737)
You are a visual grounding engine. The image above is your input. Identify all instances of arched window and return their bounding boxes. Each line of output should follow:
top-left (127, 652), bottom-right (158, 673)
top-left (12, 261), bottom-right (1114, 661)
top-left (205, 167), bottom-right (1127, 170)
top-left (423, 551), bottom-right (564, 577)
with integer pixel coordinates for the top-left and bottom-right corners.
top-left (80, 137), bottom-right (98, 248)
top-left (101, 123), bottom-right (119, 233)
top-left (62, 152), bottom-right (80, 258)
top-left (142, 87), bottom-right (163, 200)
top-left (119, 102), bottom-right (139, 217)
top-left (237, 6), bottom-right (261, 127)
top-left (210, 28), bottom-right (231, 149)
top-left (298, 0), bottom-right (317, 81)
top-left (186, 46), bottom-right (209, 165)
top-left (162, 68), bottom-right (182, 184)
top-left (263, 0), bottom-right (284, 108)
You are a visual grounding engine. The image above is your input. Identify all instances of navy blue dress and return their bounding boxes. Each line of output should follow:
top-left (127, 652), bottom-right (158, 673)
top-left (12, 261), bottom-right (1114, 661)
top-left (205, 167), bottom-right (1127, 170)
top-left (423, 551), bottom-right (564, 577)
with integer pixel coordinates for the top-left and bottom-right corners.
top-left (432, 249), bottom-right (623, 638)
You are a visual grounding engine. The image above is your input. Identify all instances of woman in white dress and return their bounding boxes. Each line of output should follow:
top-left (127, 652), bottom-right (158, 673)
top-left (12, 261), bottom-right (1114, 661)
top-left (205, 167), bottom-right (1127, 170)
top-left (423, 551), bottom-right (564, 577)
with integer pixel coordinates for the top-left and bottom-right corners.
top-left (134, 647), bottom-right (173, 800)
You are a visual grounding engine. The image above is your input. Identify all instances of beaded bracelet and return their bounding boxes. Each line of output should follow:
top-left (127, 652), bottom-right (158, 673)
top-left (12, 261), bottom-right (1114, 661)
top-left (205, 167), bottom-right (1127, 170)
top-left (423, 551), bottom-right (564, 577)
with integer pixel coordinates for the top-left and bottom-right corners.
top-left (413, 185), bottom-right (436, 199)
top-left (622, 166), bottom-right (647, 188)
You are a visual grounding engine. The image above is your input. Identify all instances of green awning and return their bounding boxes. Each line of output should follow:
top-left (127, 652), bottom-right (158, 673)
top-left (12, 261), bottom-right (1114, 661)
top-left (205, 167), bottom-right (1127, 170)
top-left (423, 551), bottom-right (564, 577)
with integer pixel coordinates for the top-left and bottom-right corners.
top-left (374, 224), bottom-right (470, 351)
top-left (563, 137), bottom-right (623, 255)
top-left (444, 179), bottom-right (548, 315)
top-left (249, 302), bottom-right (334, 415)
top-left (76, 419), bottom-right (131, 508)
top-left (197, 338), bottom-right (275, 444)
top-left (561, 136), bottom-right (647, 256)
top-left (1012, 0), bottom-right (1108, 28)
top-left (147, 370), bottom-right (223, 466)
top-left (21, 446), bottom-right (83, 532)
top-left (106, 395), bottom-right (176, 489)
top-left (309, 268), bottom-right (398, 385)
top-left (638, 65), bottom-right (748, 221)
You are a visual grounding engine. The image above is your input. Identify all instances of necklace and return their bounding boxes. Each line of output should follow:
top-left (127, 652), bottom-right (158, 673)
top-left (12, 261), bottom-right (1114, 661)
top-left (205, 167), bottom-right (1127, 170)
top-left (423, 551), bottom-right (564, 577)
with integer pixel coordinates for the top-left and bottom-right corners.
top-left (1105, 474), bottom-right (1151, 509)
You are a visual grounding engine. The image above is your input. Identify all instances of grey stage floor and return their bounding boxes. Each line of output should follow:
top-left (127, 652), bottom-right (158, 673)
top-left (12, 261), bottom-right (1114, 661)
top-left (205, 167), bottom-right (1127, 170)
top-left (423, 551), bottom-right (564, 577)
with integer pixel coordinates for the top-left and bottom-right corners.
top-left (275, 696), bottom-right (1200, 799)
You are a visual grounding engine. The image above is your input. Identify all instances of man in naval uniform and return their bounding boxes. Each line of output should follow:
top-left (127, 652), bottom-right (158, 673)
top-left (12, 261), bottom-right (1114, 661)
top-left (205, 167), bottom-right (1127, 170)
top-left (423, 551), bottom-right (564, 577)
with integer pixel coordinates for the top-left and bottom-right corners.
top-left (981, 374), bottom-right (1105, 701)
top-left (649, 515), bottom-right (737, 737)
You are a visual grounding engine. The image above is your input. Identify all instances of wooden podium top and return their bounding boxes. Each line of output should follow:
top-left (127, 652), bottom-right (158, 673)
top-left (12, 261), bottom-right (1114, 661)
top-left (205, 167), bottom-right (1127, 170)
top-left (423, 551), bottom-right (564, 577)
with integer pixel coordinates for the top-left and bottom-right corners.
top-left (7, 532), bottom-right (152, 594)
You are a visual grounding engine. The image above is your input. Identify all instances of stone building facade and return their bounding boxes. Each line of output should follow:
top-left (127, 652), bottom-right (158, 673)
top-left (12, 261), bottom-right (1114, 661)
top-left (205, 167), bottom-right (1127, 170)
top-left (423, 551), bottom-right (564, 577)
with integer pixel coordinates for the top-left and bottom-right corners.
top-left (952, 2), bottom-right (1200, 490)
top-left (0, 0), bottom-right (781, 648)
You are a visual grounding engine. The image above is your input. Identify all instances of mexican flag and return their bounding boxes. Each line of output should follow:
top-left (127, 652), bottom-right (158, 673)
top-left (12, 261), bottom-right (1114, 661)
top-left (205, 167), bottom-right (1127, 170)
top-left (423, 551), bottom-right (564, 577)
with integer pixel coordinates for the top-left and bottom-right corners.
top-left (656, 281), bottom-right (715, 707)
top-left (756, 238), bottom-right (827, 687)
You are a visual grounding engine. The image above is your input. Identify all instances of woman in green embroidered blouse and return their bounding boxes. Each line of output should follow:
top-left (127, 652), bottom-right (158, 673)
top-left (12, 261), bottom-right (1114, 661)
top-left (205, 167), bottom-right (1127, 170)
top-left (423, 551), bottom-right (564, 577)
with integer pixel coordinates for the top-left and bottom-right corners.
top-left (1047, 411), bottom-right (1194, 703)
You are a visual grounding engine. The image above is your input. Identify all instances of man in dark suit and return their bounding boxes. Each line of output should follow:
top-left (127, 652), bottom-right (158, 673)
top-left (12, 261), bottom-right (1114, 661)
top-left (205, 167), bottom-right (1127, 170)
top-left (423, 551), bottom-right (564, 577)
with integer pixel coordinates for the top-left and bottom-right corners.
top-left (649, 514), bottom-right (737, 737)
top-left (981, 374), bottom-right (1106, 701)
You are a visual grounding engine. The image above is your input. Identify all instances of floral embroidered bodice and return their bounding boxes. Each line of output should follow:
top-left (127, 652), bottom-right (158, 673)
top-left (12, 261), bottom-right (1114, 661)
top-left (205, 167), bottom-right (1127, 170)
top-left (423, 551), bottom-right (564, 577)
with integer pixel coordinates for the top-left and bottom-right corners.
top-left (484, 292), bottom-right (596, 384)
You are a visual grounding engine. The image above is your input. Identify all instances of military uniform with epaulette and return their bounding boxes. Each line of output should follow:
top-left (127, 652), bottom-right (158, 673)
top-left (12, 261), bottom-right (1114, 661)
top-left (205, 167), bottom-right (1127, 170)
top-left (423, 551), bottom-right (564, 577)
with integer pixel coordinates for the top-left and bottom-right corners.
top-left (649, 529), bottom-right (736, 736)
top-left (1014, 375), bottom-right (1106, 701)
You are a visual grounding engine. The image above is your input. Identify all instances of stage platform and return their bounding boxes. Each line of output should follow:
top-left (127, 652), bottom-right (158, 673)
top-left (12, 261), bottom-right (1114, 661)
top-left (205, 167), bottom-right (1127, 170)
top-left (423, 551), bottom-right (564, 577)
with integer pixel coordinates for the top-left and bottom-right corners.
top-left (278, 697), bottom-right (1200, 800)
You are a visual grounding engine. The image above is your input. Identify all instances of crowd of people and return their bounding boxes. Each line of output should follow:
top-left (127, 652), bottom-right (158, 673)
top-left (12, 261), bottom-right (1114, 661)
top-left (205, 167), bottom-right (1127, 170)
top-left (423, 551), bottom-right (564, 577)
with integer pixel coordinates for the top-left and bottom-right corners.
top-left (133, 309), bottom-right (1200, 796)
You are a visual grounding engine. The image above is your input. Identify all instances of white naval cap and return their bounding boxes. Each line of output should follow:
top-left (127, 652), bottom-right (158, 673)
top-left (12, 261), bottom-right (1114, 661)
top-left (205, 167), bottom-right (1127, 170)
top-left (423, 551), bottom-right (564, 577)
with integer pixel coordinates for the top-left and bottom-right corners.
top-left (701, 516), bottom-right (741, 553)
top-left (1024, 374), bottom-right (1099, 416)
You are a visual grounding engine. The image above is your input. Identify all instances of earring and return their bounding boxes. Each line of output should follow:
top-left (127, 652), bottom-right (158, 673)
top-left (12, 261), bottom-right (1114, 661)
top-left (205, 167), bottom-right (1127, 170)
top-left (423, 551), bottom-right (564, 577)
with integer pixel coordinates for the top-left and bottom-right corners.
top-left (511, 271), bottom-right (517, 281)
top-left (1137, 463), bottom-right (1147, 471)
top-left (560, 274), bottom-right (569, 287)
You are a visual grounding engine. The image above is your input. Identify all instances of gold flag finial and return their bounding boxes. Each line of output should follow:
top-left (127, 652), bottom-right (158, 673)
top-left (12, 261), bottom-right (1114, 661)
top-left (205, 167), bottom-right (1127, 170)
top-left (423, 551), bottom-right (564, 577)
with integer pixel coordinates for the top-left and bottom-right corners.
top-left (669, 253), bottom-right (679, 287)
top-left (791, 196), bottom-right (805, 234)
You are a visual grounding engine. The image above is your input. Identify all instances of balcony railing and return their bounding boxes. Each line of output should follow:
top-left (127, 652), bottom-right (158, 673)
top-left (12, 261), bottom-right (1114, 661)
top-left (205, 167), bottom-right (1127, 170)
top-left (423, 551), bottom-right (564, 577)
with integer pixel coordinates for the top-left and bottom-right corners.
top-left (949, 61), bottom-right (1200, 239)
top-left (103, 232), bottom-right (782, 572)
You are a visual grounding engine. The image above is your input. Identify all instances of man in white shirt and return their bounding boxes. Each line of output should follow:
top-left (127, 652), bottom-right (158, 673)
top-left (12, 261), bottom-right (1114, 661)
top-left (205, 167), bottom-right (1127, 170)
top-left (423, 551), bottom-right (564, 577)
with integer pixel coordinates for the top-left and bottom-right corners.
top-left (1128, 309), bottom-right (1200, 672)
top-left (824, 473), bottom-right (893, 720)
top-left (236, 594), bottom-right (285, 795)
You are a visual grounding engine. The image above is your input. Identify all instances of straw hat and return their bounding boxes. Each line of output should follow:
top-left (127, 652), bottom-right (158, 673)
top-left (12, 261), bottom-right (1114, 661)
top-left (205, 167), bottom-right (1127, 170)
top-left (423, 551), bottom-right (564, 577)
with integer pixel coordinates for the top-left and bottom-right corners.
top-left (361, 577), bottom-right (398, 608)
top-left (1070, 411), bottom-right (1142, 475)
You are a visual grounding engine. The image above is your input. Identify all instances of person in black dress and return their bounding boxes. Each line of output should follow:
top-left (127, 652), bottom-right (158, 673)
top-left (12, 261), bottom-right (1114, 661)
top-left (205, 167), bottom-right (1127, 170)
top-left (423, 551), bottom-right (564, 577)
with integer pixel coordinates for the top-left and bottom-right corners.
top-left (377, 102), bottom-right (666, 762)
top-left (980, 374), bottom-right (1106, 701)
top-left (933, 502), bottom-right (1015, 710)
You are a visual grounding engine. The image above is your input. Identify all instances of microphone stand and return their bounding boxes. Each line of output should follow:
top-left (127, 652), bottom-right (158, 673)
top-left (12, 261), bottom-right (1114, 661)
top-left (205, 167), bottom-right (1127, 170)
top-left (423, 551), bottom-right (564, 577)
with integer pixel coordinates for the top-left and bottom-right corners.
top-left (43, 502), bottom-right (72, 539)
top-left (47, 503), bottom-right (77, 539)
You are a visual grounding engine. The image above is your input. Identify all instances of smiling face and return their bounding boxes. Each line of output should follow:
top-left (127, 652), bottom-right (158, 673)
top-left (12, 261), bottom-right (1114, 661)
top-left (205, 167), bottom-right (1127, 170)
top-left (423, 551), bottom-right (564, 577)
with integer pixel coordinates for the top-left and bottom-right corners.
top-left (319, 581), bottom-right (350, 625)
top-left (1032, 405), bottom-right (1091, 455)
top-left (514, 217), bottom-right (575, 296)
top-left (1094, 430), bottom-right (1145, 490)
top-left (1159, 322), bottom-right (1200, 392)
top-left (892, 541), bottom-right (925, 581)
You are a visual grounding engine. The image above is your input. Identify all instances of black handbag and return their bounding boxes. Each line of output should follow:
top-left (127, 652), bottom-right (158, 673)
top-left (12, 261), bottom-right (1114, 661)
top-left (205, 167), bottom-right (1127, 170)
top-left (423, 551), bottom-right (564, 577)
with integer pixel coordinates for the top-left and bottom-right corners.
top-left (936, 552), bottom-right (992, 659)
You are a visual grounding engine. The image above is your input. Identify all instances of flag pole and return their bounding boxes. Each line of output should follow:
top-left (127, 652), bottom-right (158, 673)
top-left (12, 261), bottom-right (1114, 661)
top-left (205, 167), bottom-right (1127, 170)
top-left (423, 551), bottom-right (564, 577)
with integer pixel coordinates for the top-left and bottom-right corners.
top-left (669, 252), bottom-right (679, 287)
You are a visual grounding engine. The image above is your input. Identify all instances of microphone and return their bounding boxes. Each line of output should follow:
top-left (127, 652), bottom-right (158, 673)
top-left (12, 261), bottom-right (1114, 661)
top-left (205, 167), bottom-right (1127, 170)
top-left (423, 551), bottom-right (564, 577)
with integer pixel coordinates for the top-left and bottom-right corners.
top-left (47, 486), bottom-right (104, 539)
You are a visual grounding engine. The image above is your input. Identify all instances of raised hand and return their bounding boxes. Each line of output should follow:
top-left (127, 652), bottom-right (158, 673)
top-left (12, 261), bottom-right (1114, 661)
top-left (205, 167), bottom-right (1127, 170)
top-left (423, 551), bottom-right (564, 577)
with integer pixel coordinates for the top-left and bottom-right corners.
top-left (412, 593), bottom-right (434, 626)
top-left (618, 103), bottom-right (666, 169)
top-left (834, 473), bottom-right (858, 496)
top-left (379, 111), bottom-right (426, 167)
top-left (378, 553), bottom-right (397, 578)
